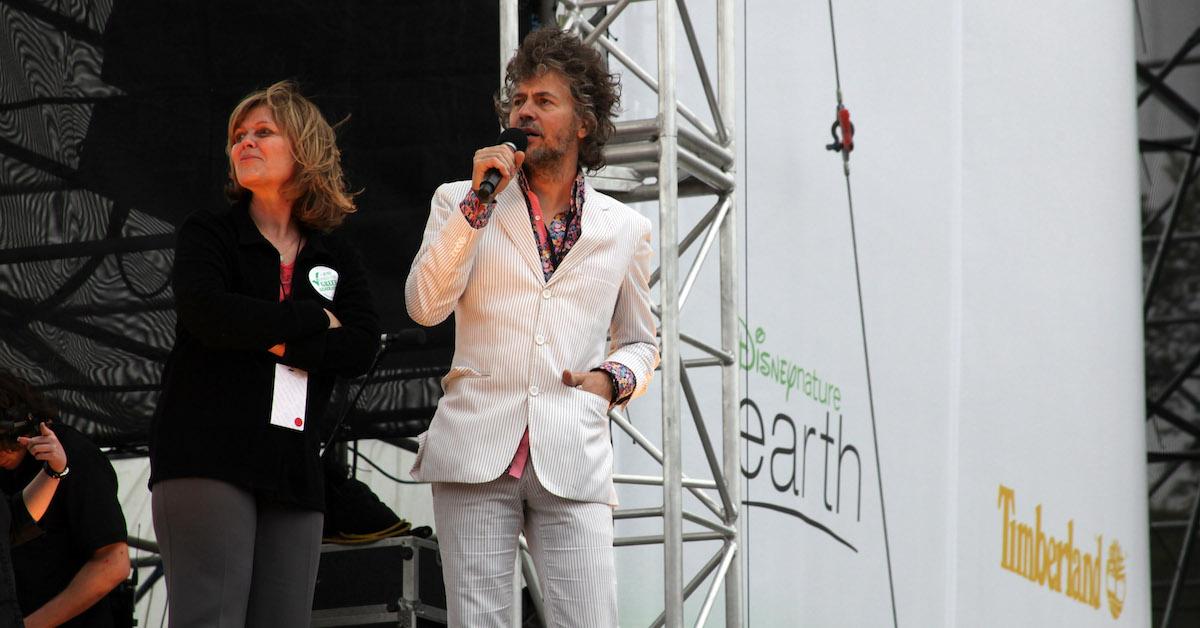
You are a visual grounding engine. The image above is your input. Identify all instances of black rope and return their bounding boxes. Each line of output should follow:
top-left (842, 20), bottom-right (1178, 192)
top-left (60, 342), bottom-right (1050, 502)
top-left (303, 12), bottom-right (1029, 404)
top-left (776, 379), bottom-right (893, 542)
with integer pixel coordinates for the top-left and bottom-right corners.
top-left (349, 442), bottom-right (425, 484)
top-left (320, 339), bottom-right (387, 457)
top-left (1133, 0), bottom-right (1149, 55)
top-left (825, 0), bottom-right (844, 102)
top-left (841, 175), bottom-right (898, 628)
top-left (825, 2), bottom-right (898, 626)
top-left (743, 1), bottom-right (753, 624)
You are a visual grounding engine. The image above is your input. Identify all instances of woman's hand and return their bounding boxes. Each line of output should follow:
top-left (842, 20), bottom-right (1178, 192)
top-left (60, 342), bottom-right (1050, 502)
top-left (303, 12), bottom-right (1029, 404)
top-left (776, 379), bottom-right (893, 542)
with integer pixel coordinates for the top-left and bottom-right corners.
top-left (18, 423), bottom-right (67, 475)
top-left (325, 308), bottom-right (342, 329)
top-left (265, 309), bottom-right (342, 361)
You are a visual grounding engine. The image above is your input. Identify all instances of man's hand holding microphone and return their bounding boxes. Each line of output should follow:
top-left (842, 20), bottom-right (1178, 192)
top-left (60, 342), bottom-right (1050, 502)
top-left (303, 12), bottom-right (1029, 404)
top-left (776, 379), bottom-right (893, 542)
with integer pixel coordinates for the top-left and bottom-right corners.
top-left (473, 128), bottom-right (528, 204)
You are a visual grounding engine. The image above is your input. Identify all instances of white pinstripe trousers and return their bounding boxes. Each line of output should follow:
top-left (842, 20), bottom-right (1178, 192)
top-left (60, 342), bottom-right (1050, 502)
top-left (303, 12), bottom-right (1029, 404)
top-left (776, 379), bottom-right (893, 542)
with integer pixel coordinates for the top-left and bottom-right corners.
top-left (432, 461), bottom-right (617, 628)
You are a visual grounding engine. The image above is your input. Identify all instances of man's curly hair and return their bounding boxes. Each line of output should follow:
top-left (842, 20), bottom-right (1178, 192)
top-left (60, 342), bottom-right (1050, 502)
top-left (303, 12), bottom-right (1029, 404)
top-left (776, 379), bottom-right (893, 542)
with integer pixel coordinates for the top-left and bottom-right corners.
top-left (495, 28), bottom-right (621, 172)
top-left (0, 370), bottom-right (56, 424)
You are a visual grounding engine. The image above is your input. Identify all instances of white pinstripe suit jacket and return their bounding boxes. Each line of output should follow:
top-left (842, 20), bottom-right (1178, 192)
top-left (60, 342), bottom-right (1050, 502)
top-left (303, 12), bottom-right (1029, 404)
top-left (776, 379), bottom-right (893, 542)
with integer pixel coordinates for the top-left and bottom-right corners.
top-left (406, 179), bottom-right (659, 505)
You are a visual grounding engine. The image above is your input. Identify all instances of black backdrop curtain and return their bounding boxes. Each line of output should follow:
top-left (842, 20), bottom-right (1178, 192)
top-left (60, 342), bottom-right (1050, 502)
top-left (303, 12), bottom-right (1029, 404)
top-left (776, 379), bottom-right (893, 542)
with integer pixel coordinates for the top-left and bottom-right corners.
top-left (0, 0), bottom-right (538, 447)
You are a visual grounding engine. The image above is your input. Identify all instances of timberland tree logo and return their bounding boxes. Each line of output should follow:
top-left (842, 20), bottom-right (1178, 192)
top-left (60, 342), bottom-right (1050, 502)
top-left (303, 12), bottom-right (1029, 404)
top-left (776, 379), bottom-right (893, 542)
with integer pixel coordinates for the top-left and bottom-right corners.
top-left (1106, 540), bottom-right (1126, 619)
top-left (998, 485), bottom-right (1128, 620)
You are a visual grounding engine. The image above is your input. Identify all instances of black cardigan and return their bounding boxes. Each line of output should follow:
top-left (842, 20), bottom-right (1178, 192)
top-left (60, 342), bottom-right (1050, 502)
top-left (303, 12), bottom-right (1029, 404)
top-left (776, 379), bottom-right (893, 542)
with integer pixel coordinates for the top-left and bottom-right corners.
top-left (149, 201), bottom-right (380, 511)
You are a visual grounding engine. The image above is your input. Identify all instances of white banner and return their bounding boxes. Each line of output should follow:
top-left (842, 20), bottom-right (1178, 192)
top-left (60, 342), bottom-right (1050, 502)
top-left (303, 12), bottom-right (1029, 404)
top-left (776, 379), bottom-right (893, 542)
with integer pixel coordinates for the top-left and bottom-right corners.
top-left (612, 1), bottom-right (1148, 626)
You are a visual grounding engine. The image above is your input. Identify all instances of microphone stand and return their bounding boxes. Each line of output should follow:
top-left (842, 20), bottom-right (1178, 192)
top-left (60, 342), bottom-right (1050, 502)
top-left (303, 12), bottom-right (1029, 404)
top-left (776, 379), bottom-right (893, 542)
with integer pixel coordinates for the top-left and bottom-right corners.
top-left (320, 330), bottom-right (423, 460)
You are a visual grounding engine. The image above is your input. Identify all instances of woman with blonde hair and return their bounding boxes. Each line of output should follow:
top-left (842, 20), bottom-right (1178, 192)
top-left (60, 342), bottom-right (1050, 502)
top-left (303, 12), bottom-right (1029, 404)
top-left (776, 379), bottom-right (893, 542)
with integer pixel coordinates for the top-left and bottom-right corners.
top-left (149, 80), bottom-right (379, 627)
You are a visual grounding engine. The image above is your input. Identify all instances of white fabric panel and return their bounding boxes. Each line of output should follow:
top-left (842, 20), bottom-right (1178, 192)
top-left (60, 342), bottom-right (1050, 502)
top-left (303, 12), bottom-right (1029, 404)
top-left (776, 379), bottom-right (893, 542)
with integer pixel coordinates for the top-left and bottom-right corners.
top-left (610, 1), bottom-right (1147, 626)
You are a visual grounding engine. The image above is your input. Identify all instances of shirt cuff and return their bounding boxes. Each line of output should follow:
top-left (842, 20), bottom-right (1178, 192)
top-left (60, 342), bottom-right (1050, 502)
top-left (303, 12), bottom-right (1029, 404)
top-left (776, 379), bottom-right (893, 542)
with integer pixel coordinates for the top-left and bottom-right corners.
top-left (459, 189), bottom-right (494, 229)
top-left (596, 362), bottom-right (637, 405)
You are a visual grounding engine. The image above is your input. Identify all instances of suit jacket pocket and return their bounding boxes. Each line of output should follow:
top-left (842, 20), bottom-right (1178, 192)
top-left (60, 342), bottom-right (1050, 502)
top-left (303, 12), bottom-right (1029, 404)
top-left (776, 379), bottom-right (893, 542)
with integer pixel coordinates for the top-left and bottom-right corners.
top-left (440, 365), bottom-right (490, 392)
top-left (572, 385), bottom-right (611, 421)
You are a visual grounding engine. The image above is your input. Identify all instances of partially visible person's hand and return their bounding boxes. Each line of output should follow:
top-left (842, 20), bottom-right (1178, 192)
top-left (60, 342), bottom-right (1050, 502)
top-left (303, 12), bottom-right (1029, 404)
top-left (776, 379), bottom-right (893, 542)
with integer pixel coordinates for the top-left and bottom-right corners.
top-left (325, 308), bottom-right (342, 329)
top-left (562, 369), bottom-right (614, 402)
top-left (18, 423), bottom-right (67, 476)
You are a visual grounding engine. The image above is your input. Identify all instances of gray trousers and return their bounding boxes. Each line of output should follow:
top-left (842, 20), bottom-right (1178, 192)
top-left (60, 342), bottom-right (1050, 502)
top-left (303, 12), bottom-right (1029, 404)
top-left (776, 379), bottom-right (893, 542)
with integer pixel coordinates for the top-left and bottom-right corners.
top-left (432, 462), bottom-right (617, 628)
top-left (151, 478), bottom-right (324, 628)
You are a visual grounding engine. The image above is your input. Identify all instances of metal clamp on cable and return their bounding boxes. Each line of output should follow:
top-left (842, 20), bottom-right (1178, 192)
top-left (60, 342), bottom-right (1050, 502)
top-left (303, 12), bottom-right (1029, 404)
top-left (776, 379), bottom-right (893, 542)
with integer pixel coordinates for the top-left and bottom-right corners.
top-left (824, 105), bottom-right (855, 155)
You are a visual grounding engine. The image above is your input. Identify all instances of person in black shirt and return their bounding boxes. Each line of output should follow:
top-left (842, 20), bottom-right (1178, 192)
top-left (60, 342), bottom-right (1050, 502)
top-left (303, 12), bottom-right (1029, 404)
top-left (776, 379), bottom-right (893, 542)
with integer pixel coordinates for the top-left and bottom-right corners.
top-left (0, 371), bottom-right (77, 628)
top-left (149, 80), bottom-right (379, 628)
top-left (0, 424), bottom-right (127, 628)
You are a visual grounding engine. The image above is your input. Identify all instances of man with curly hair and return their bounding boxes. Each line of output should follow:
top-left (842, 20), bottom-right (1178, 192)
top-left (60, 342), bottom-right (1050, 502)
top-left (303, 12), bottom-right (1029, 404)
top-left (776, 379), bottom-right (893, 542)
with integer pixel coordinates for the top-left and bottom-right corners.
top-left (407, 28), bottom-right (658, 627)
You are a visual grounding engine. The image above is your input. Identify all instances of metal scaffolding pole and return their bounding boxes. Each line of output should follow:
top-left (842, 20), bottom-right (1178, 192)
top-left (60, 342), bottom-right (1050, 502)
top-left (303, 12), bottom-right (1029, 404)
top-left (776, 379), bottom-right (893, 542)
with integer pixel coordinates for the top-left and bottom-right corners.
top-left (500, 2), bottom-right (740, 625)
top-left (500, 0), bottom-right (520, 87)
top-left (716, 0), bottom-right (741, 623)
top-left (656, 1), bottom-right (684, 625)
top-left (1138, 6), bottom-right (1200, 626)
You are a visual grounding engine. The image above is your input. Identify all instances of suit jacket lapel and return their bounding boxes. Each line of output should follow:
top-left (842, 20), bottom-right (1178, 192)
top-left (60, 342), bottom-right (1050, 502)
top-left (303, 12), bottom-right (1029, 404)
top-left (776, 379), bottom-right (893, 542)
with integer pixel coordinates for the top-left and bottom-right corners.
top-left (548, 184), bottom-right (612, 286)
top-left (493, 183), bottom-right (545, 282)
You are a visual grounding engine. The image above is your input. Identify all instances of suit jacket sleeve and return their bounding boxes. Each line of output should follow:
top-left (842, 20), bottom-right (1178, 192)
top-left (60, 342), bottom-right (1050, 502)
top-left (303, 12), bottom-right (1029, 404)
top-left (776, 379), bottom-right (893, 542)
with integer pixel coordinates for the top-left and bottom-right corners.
top-left (173, 211), bottom-right (329, 351)
top-left (604, 215), bottom-right (660, 401)
top-left (405, 182), bottom-right (484, 326)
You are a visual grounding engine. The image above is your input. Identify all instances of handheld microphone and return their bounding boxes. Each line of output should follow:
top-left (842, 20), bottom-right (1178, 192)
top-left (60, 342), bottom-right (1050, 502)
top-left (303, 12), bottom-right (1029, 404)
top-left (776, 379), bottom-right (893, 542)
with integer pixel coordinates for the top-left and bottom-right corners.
top-left (477, 128), bottom-right (528, 204)
top-left (380, 329), bottom-right (427, 347)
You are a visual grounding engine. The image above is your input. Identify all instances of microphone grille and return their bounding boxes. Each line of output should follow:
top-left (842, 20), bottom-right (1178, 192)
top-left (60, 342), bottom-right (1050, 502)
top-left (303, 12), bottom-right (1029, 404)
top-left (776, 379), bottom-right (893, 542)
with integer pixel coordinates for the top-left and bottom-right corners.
top-left (498, 128), bottom-right (528, 152)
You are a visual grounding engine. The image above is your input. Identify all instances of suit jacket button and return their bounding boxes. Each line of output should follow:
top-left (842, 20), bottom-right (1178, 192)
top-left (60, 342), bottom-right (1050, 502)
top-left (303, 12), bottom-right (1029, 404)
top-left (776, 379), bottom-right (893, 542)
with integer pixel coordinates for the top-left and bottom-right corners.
top-left (541, 289), bottom-right (552, 299)
top-left (535, 334), bottom-right (545, 345)
top-left (529, 385), bottom-right (540, 396)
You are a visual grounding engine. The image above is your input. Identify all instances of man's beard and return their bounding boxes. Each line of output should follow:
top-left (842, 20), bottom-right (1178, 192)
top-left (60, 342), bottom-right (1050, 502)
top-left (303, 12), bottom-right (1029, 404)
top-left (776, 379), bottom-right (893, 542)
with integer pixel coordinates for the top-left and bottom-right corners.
top-left (523, 120), bottom-right (580, 178)
top-left (524, 142), bottom-right (567, 175)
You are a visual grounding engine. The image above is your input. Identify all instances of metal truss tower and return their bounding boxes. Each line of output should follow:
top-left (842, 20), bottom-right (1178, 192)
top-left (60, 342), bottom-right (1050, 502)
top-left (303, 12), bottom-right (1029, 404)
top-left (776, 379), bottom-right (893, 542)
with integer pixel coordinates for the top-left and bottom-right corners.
top-left (501, 1), bottom-right (741, 625)
top-left (1137, 2), bottom-right (1200, 626)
